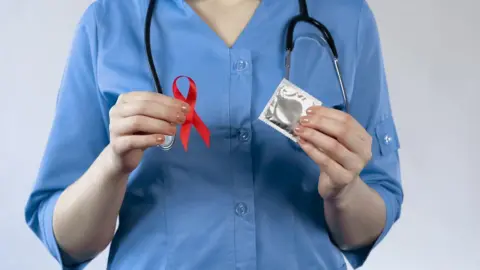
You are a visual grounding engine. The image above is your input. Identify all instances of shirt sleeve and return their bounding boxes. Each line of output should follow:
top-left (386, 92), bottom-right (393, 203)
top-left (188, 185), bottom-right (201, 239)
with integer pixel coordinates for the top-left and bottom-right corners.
top-left (341, 1), bottom-right (404, 268)
top-left (24, 3), bottom-right (110, 269)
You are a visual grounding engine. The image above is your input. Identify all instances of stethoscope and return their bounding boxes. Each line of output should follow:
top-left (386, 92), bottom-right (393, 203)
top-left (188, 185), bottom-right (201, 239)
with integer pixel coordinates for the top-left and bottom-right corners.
top-left (144, 0), bottom-right (349, 150)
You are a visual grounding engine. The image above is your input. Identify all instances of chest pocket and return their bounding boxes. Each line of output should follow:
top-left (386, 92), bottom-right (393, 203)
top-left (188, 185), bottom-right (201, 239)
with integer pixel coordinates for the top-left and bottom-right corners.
top-left (289, 34), bottom-right (345, 109)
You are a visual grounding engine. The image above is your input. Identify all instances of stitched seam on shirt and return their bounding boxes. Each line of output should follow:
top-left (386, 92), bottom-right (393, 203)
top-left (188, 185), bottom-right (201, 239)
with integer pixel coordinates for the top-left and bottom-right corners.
top-left (355, 1), bottom-right (367, 65)
top-left (351, 0), bottom-right (367, 101)
top-left (90, 2), bottom-right (102, 101)
top-left (90, 2), bottom-right (111, 141)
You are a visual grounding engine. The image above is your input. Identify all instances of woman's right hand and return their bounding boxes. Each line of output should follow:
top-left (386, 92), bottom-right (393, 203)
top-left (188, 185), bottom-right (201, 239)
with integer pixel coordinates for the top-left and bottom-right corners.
top-left (107, 91), bottom-right (189, 174)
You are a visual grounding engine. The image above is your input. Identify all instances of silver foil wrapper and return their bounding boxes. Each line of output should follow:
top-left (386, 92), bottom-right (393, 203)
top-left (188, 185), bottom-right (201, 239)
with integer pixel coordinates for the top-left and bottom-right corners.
top-left (259, 79), bottom-right (322, 142)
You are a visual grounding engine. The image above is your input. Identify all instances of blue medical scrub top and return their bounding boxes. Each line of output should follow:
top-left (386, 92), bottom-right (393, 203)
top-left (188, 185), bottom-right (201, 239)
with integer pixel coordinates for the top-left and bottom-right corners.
top-left (25, 0), bottom-right (403, 269)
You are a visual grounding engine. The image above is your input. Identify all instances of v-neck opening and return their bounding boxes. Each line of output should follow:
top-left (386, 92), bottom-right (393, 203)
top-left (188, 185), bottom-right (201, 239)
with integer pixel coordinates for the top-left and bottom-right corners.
top-left (183, 0), bottom-right (268, 50)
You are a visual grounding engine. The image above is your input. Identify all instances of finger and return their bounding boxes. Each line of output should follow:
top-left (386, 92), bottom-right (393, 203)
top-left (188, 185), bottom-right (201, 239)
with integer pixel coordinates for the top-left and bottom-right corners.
top-left (110, 115), bottom-right (177, 137)
top-left (306, 106), bottom-right (349, 123)
top-left (111, 100), bottom-right (187, 124)
top-left (307, 106), bottom-right (371, 144)
top-left (298, 138), bottom-right (354, 186)
top-left (299, 114), bottom-right (370, 158)
top-left (295, 126), bottom-right (364, 173)
top-left (117, 91), bottom-right (190, 112)
top-left (112, 134), bottom-right (166, 155)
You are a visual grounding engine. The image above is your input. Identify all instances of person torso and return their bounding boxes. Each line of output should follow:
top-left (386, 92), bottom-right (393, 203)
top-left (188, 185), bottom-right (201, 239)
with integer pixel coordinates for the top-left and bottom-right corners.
top-left (95, 0), bottom-right (363, 269)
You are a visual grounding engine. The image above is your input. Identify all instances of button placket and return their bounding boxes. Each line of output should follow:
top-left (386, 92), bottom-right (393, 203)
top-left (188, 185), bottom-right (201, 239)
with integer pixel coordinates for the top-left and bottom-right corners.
top-left (229, 48), bottom-right (256, 268)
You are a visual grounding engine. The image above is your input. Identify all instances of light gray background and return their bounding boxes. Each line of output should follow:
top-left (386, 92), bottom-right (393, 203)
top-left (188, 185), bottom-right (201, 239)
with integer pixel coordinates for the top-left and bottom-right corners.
top-left (1, 0), bottom-right (479, 269)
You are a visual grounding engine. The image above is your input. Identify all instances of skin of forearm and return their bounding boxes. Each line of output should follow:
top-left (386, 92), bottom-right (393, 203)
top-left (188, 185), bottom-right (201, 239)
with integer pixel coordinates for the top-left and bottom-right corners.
top-left (323, 177), bottom-right (386, 250)
top-left (52, 145), bottom-right (128, 263)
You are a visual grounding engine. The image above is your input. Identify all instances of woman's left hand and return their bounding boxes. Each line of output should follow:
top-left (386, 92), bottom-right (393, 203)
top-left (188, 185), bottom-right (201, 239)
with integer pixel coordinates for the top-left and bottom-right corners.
top-left (294, 106), bottom-right (373, 200)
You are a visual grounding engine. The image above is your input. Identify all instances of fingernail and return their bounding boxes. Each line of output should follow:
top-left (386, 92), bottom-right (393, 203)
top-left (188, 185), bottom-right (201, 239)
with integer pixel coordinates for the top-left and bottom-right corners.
top-left (156, 136), bottom-right (165, 143)
top-left (181, 104), bottom-right (189, 113)
top-left (176, 112), bottom-right (186, 123)
top-left (306, 109), bottom-right (314, 115)
top-left (300, 117), bottom-right (310, 124)
top-left (294, 126), bottom-right (304, 133)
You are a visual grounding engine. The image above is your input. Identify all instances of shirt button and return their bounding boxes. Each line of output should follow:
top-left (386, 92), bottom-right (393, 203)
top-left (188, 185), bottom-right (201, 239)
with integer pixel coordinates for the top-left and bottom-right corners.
top-left (235, 202), bottom-right (248, 216)
top-left (384, 135), bottom-right (392, 145)
top-left (234, 60), bottom-right (248, 71)
top-left (239, 129), bottom-right (251, 142)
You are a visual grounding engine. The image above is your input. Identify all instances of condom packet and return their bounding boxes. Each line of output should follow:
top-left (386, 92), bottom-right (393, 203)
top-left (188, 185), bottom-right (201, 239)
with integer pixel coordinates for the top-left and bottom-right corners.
top-left (259, 79), bottom-right (323, 142)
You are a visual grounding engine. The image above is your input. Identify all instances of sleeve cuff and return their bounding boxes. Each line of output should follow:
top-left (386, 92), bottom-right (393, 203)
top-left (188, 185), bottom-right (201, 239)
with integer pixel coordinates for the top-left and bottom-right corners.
top-left (40, 192), bottom-right (92, 270)
top-left (343, 183), bottom-right (399, 269)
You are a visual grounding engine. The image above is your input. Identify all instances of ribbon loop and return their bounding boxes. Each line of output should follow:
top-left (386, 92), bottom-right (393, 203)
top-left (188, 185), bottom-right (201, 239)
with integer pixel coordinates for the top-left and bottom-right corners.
top-left (172, 76), bottom-right (210, 151)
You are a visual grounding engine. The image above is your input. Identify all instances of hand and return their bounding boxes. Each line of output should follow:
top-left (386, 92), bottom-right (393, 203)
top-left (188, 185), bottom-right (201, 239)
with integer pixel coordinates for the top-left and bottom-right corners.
top-left (294, 106), bottom-right (372, 200)
top-left (108, 91), bottom-right (189, 173)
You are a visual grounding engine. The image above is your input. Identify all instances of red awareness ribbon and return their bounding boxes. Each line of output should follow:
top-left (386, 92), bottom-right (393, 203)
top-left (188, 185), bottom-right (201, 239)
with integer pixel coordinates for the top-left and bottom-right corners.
top-left (172, 76), bottom-right (210, 151)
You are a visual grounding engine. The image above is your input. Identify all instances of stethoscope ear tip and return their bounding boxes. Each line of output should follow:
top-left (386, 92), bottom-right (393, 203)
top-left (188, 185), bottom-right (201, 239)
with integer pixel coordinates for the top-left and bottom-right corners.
top-left (157, 135), bottom-right (175, 151)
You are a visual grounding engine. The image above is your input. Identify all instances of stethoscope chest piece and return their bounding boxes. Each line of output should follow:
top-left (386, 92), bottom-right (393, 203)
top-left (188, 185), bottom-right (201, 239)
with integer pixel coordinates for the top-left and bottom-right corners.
top-left (158, 135), bottom-right (175, 151)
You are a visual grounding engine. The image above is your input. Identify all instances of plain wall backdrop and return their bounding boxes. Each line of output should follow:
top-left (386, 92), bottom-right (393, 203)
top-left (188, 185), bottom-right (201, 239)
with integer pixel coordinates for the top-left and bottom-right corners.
top-left (1, 0), bottom-right (479, 269)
